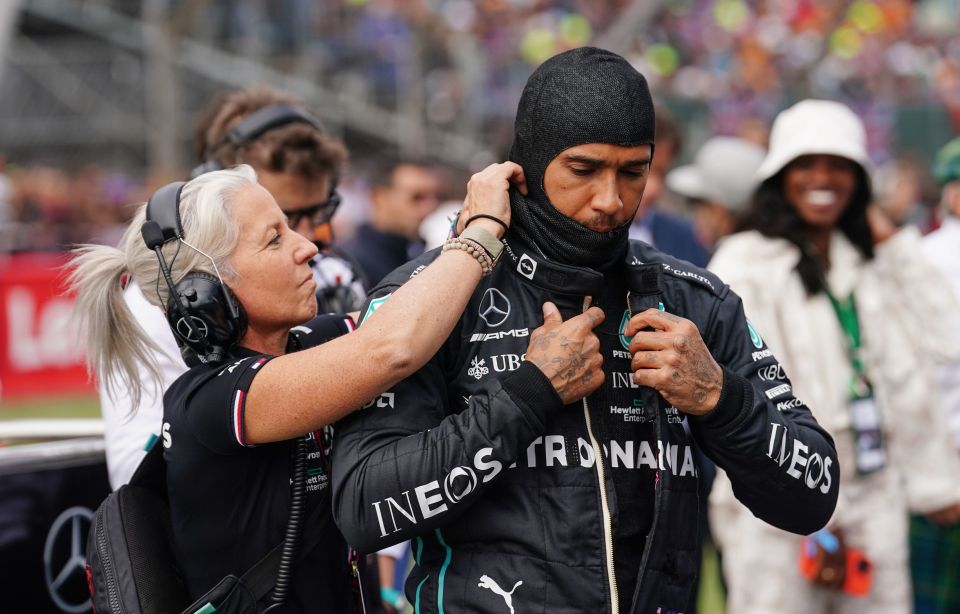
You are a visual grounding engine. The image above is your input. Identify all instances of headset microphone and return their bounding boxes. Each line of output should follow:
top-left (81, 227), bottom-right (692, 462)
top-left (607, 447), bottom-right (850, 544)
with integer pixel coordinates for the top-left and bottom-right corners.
top-left (140, 221), bottom-right (166, 251)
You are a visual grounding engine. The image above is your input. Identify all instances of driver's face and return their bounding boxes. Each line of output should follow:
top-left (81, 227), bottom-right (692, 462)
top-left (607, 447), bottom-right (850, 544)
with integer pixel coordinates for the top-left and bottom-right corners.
top-left (542, 143), bottom-right (652, 232)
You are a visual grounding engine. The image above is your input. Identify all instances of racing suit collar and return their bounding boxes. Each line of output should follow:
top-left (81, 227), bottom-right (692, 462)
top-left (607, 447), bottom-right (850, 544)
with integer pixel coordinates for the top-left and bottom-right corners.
top-left (500, 233), bottom-right (672, 302)
top-left (501, 232), bottom-right (606, 298)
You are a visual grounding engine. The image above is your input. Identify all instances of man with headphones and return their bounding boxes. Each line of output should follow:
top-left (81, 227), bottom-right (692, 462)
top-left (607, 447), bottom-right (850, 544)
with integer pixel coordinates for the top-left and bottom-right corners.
top-left (98, 85), bottom-right (364, 489)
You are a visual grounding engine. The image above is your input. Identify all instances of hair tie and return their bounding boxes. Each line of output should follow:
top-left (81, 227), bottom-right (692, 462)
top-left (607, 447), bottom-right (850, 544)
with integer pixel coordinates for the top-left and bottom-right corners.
top-left (463, 214), bottom-right (509, 235)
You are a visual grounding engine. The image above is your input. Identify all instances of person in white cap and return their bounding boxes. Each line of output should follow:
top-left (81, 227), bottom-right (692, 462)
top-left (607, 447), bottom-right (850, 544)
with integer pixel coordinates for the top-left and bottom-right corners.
top-left (914, 136), bottom-right (960, 614)
top-left (665, 136), bottom-right (766, 250)
top-left (707, 99), bottom-right (960, 613)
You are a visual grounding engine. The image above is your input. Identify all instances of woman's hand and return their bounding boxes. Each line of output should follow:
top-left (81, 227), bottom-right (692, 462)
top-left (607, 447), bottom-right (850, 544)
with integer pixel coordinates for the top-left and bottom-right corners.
top-left (525, 302), bottom-right (605, 405)
top-left (456, 162), bottom-right (526, 238)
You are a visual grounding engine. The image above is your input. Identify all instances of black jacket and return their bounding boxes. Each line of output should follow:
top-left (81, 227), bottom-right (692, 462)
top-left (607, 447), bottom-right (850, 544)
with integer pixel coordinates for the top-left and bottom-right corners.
top-left (341, 223), bottom-right (424, 287)
top-left (331, 237), bottom-right (838, 614)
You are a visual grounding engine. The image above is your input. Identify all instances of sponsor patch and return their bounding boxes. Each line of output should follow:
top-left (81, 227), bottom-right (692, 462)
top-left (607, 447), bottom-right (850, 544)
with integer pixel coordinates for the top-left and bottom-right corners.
top-left (467, 357), bottom-right (489, 380)
top-left (517, 254), bottom-right (537, 280)
top-left (752, 348), bottom-right (773, 361)
top-left (362, 392), bottom-right (395, 410)
top-left (765, 383), bottom-right (792, 399)
top-left (470, 328), bottom-right (529, 343)
top-left (758, 363), bottom-right (786, 381)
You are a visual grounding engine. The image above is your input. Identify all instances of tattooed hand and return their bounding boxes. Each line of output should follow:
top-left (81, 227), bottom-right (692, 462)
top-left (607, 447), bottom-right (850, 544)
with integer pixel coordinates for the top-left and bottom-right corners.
top-left (525, 302), bottom-right (605, 405)
top-left (625, 308), bottom-right (723, 416)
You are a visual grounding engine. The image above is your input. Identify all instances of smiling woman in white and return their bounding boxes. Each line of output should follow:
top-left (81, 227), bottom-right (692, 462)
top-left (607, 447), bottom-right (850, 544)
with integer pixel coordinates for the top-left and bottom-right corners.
top-left (708, 99), bottom-right (960, 613)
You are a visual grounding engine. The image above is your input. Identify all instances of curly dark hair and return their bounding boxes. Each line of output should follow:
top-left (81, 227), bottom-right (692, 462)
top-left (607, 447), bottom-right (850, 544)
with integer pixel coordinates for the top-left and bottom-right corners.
top-left (736, 166), bottom-right (874, 296)
top-left (192, 85), bottom-right (347, 180)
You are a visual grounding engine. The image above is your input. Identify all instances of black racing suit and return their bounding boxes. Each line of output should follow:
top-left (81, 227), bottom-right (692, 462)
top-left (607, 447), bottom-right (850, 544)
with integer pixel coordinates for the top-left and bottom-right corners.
top-left (331, 236), bottom-right (839, 614)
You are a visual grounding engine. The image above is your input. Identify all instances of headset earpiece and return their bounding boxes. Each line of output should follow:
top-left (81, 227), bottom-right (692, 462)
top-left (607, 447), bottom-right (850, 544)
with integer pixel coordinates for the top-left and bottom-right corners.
top-left (143, 180), bottom-right (246, 364)
top-left (166, 271), bottom-right (247, 364)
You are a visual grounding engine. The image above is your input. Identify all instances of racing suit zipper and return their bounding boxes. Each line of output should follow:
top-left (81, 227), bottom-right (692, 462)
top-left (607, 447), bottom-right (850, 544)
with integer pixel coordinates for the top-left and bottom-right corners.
top-left (581, 295), bottom-right (620, 614)
top-left (625, 290), bottom-right (667, 599)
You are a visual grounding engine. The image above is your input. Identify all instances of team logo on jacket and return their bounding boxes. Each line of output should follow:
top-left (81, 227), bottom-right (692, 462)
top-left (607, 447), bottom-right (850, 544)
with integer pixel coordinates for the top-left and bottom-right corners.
top-left (517, 254), bottom-right (537, 280)
top-left (468, 357), bottom-right (489, 380)
top-left (619, 303), bottom-right (664, 350)
top-left (747, 320), bottom-right (764, 348)
top-left (619, 311), bottom-right (632, 350)
top-left (479, 288), bottom-right (510, 327)
top-left (361, 293), bottom-right (391, 324)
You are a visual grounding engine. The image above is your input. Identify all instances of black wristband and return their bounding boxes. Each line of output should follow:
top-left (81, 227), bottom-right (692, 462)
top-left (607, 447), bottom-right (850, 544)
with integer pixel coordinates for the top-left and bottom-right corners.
top-left (463, 214), bottom-right (509, 235)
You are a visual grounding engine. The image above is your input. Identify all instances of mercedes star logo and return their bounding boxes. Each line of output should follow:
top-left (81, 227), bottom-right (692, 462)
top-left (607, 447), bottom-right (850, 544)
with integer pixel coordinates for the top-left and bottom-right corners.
top-left (478, 288), bottom-right (510, 328)
top-left (44, 506), bottom-right (93, 614)
top-left (176, 315), bottom-right (209, 342)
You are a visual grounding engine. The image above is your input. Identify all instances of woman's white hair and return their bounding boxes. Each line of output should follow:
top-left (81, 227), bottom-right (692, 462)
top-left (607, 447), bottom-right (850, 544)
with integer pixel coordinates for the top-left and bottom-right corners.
top-left (68, 165), bottom-right (259, 409)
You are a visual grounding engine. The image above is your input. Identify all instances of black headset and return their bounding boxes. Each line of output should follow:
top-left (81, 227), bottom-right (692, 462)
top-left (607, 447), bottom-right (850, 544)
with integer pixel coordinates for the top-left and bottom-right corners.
top-left (141, 181), bottom-right (247, 365)
top-left (190, 103), bottom-right (326, 179)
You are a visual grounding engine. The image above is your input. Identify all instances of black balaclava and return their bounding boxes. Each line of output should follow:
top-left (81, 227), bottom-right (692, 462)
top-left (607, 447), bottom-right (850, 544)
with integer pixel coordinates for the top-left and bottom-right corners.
top-left (508, 47), bottom-right (655, 271)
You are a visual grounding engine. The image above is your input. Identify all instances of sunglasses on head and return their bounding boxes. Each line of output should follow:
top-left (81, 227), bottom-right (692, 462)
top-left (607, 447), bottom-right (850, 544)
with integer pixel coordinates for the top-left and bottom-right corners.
top-left (285, 190), bottom-right (342, 229)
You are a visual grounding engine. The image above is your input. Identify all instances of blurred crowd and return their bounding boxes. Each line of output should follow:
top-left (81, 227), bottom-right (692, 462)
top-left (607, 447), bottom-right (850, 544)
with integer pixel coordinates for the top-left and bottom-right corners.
top-left (0, 160), bottom-right (144, 253)
top-left (3, 0), bottom-right (954, 255)
top-left (0, 134), bottom-right (946, 257)
top-left (146, 0), bottom-right (960, 159)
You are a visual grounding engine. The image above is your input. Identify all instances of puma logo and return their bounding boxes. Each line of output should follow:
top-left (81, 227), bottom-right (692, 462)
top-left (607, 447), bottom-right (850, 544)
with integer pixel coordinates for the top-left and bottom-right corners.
top-left (478, 574), bottom-right (523, 613)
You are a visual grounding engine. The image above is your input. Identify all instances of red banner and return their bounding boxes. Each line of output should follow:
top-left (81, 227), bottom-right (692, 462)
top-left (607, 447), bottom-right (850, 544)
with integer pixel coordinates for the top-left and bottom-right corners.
top-left (0, 253), bottom-right (94, 401)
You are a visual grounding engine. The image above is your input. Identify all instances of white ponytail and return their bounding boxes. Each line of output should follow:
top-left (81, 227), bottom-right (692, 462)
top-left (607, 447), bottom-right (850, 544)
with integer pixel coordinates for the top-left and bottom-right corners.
top-left (68, 165), bottom-right (258, 408)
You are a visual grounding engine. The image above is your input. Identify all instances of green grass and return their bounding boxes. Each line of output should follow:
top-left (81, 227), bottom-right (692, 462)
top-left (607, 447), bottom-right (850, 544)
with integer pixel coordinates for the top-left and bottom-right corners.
top-left (698, 539), bottom-right (726, 613)
top-left (0, 395), bottom-right (101, 420)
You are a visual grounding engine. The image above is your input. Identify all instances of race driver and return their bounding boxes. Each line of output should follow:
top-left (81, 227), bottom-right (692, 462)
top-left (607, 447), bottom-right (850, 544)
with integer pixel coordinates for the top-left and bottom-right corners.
top-left (331, 47), bottom-right (839, 614)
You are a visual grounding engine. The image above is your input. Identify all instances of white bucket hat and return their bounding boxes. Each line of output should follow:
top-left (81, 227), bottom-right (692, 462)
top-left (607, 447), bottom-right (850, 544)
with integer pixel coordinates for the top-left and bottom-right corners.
top-left (755, 99), bottom-right (872, 185)
top-left (666, 136), bottom-right (767, 212)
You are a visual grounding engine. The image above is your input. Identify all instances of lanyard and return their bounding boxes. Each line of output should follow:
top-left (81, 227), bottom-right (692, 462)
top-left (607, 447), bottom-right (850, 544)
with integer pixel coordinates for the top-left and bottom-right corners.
top-left (825, 290), bottom-right (872, 400)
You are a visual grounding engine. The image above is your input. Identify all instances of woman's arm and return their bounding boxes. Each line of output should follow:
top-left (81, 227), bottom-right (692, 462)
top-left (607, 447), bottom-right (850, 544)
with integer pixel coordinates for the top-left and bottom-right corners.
top-left (243, 162), bottom-right (525, 443)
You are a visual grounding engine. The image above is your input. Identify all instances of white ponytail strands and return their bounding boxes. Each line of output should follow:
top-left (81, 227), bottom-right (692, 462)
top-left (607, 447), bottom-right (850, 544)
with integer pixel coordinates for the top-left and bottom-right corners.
top-left (68, 209), bottom-right (167, 409)
top-left (67, 165), bottom-right (258, 412)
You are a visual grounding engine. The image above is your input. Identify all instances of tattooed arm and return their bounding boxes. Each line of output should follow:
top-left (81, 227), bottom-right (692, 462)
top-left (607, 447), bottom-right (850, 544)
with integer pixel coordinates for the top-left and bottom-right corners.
top-left (331, 301), bottom-right (604, 552)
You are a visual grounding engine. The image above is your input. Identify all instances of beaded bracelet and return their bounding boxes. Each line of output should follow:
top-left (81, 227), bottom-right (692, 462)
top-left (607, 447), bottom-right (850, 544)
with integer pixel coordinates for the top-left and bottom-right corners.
top-left (442, 236), bottom-right (494, 277)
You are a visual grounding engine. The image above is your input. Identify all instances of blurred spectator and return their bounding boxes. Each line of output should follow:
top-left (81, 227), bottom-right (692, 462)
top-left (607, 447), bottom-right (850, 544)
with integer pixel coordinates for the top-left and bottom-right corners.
top-left (708, 99), bottom-right (960, 614)
top-left (341, 158), bottom-right (441, 285)
top-left (915, 136), bottom-right (960, 614)
top-left (666, 135), bottom-right (766, 250)
top-left (873, 154), bottom-right (937, 232)
top-left (419, 200), bottom-right (461, 250)
top-left (629, 106), bottom-right (710, 266)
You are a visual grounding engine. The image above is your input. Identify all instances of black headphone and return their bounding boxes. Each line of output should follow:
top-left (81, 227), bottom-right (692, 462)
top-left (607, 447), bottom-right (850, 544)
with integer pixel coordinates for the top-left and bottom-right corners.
top-left (190, 104), bottom-right (326, 179)
top-left (141, 181), bottom-right (247, 365)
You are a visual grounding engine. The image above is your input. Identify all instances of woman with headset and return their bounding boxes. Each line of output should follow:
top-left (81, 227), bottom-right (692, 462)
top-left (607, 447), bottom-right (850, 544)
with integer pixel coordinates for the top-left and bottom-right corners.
top-left (69, 164), bottom-right (603, 612)
top-left (98, 86), bottom-right (365, 491)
